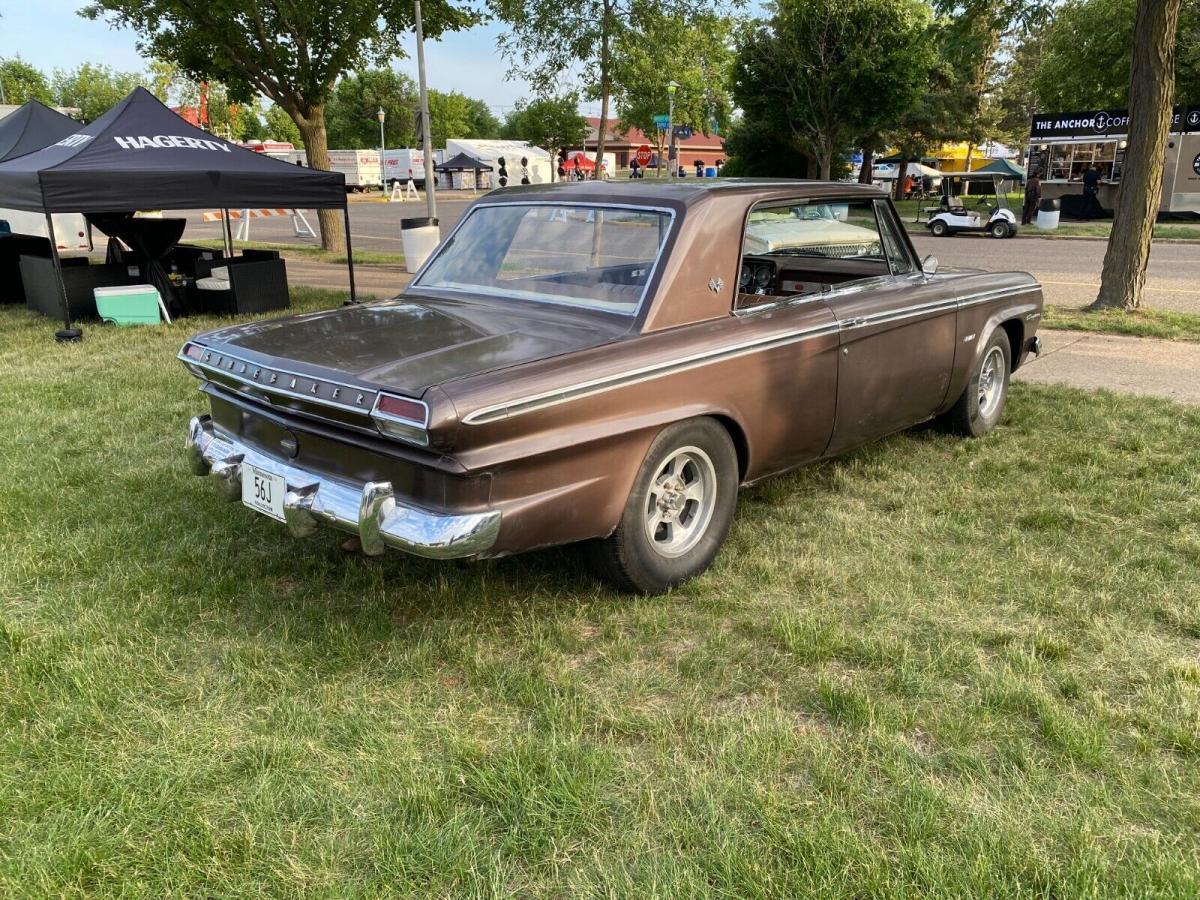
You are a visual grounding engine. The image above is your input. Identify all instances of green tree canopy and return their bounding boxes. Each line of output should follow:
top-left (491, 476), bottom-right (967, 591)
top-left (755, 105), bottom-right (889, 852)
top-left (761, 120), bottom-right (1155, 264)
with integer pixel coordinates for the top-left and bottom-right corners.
top-left (83, 0), bottom-right (478, 251)
top-left (732, 0), bottom-right (934, 179)
top-left (426, 90), bottom-right (500, 147)
top-left (501, 94), bottom-right (589, 170)
top-left (1031, 0), bottom-right (1200, 111)
top-left (51, 63), bottom-right (145, 122)
top-left (327, 69), bottom-right (419, 149)
top-left (611, 9), bottom-right (735, 163)
top-left (488, 0), bottom-right (729, 171)
top-left (0, 57), bottom-right (54, 106)
top-left (262, 104), bottom-right (304, 148)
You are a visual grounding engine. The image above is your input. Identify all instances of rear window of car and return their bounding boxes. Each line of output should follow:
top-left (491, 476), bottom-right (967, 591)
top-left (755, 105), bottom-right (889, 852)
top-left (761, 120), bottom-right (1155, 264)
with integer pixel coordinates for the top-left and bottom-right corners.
top-left (414, 203), bottom-right (673, 314)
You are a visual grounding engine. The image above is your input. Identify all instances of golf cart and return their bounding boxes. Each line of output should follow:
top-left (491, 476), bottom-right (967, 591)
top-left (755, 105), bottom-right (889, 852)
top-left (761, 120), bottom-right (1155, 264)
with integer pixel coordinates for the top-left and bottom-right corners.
top-left (926, 172), bottom-right (1018, 238)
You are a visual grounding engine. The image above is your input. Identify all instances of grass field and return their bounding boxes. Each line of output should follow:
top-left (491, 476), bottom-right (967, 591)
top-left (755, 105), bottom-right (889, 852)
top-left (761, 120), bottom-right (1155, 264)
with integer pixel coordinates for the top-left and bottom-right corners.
top-left (1042, 306), bottom-right (1200, 342)
top-left (2, 292), bottom-right (1199, 896)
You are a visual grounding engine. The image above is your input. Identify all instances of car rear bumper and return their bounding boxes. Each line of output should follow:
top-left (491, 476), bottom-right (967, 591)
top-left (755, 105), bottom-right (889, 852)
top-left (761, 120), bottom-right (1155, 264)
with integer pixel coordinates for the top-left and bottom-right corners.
top-left (184, 415), bottom-right (501, 559)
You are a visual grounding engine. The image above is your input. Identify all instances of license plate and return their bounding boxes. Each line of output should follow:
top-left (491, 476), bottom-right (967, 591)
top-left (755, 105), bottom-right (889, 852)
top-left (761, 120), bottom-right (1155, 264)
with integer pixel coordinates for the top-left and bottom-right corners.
top-left (242, 464), bottom-right (286, 522)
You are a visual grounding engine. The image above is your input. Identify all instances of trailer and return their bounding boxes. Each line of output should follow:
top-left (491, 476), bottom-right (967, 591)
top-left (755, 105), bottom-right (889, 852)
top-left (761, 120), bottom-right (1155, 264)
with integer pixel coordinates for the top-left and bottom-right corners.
top-left (326, 149), bottom-right (383, 192)
top-left (382, 149), bottom-right (439, 187)
top-left (0, 209), bottom-right (92, 255)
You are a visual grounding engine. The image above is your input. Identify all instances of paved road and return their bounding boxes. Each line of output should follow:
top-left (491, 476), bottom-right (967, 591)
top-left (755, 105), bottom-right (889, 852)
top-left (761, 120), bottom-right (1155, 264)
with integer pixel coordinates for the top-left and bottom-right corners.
top-left (178, 195), bottom-right (1200, 313)
top-left (909, 233), bottom-right (1200, 313)
top-left (1015, 329), bottom-right (1200, 406)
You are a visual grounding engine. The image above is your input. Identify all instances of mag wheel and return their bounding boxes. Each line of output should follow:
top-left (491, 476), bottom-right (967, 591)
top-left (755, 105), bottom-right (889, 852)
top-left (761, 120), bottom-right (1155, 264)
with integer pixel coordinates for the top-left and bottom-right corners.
top-left (941, 328), bottom-right (1012, 438)
top-left (587, 417), bottom-right (739, 594)
top-left (930, 219), bottom-right (949, 237)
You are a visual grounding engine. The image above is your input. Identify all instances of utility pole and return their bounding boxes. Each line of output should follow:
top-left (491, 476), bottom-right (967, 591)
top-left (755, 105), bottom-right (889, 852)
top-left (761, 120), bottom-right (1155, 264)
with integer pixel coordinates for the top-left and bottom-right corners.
top-left (414, 0), bottom-right (438, 219)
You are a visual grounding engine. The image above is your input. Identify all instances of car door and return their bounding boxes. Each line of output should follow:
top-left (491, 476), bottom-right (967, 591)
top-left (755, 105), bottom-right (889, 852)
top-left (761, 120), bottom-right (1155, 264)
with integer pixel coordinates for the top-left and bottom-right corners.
top-left (824, 198), bottom-right (957, 455)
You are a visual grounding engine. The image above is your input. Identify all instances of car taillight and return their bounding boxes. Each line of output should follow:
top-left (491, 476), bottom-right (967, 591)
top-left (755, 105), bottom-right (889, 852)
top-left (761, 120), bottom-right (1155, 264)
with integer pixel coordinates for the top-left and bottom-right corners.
top-left (370, 392), bottom-right (429, 446)
top-left (180, 342), bottom-right (207, 379)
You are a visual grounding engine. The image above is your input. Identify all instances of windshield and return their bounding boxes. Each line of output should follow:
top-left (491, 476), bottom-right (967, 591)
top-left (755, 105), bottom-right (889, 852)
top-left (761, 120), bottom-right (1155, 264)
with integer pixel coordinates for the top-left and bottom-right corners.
top-left (413, 203), bottom-right (672, 314)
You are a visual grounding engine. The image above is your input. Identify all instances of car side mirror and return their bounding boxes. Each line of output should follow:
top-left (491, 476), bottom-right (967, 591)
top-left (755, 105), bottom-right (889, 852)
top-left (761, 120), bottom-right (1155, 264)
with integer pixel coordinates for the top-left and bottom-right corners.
top-left (922, 255), bottom-right (938, 277)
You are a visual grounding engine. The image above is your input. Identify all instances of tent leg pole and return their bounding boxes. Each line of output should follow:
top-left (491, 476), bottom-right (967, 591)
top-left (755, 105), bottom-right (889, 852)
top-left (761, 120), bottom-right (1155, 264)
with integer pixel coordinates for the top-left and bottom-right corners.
top-left (343, 205), bottom-right (358, 304)
top-left (46, 214), bottom-right (81, 343)
top-left (222, 209), bottom-right (233, 257)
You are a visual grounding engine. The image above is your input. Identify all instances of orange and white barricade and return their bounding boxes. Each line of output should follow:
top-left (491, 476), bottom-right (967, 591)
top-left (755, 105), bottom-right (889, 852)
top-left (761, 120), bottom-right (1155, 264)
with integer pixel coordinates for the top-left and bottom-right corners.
top-left (201, 208), bottom-right (317, 241)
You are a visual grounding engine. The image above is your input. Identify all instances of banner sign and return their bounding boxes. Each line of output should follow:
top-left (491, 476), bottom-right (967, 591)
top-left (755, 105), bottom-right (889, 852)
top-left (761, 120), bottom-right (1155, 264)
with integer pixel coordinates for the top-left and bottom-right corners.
top-left (1031, 105), bottom-right (1200, 140)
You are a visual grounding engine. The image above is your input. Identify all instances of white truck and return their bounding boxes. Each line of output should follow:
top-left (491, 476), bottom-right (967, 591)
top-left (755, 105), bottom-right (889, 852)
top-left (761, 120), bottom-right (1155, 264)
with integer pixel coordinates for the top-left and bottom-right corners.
top-left (0, 208), bottom-right (92, 255)
top-left (382, 149), bottom-right (435, 187)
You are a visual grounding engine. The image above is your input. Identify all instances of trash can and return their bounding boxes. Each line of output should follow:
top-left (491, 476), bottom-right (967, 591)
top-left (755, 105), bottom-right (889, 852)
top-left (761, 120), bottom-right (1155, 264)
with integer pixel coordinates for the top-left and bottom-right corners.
top-left (704, 166), bottom-right (717, 178)
top-left (400, 217), bottom-right (440, 273)
top-left (1035, 197), bottom-right (1061, 231)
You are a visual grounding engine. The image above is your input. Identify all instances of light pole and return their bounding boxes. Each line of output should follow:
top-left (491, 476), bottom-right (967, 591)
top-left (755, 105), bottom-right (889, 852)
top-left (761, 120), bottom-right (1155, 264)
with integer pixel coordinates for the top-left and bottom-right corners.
top-left (377, 107), bottom-right (387, 192)
top-left (414, 0), bottom-right (438, 219)
top-left (666, 81), bottom-right (679, 178)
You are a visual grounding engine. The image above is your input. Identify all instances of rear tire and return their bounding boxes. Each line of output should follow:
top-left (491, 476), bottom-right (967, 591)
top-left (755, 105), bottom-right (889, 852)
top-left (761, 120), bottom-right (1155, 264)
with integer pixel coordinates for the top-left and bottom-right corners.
top-left (586, 418), bottom-right (739, 594)
top-left (941, 329), bottom-right (1011, 437)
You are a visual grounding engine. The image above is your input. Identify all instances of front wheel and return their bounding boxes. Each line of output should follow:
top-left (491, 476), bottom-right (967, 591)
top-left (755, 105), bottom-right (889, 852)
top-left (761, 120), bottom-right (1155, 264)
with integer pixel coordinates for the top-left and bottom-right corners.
top-left (930, 219), bottom-right (949, 237)
top-left (586, 417), bottom-right (739, 594)
top-left (940, 329), bottom-right (1011, 437)
top-left (989, 220), bottom-right (1012, 239)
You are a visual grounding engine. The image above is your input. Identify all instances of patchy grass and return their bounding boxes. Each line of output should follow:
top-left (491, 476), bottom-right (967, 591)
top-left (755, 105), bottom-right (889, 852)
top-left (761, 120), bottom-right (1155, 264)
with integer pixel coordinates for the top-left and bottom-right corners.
top-left (1043, 305), bottom-right (1200, 342)
top-left (190, 238), bottom-right (406, 266)
top-left (1, 293), bottom-right (1199, 896)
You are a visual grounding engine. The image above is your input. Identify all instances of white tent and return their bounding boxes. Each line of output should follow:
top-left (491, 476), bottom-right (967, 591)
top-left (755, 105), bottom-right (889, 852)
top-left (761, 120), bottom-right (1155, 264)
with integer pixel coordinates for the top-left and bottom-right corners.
top-left (875, 162), bottom-right (943, 180)
top-left (445, 139), bottom-right (552, 187)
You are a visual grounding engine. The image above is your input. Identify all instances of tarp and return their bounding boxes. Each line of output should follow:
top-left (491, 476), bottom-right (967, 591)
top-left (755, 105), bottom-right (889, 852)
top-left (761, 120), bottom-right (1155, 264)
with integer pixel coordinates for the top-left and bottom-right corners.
top-left (434, 152), bottom-right (494, 172)
top-left (0, 101), bottom-right (79, 163)
top-left (974, 157), bottom-right (1027, 179)
top-left (0, 87), bottom-right (346, 212)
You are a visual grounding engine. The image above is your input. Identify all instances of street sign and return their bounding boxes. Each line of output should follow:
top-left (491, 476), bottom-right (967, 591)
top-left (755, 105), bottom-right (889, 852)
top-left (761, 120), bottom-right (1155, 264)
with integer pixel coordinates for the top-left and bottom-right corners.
top-left (673, 125), bottom-right (693, 139)
top-left (653, 114), bottom-right (670, 130)
top-left (635, 145), bottom-right (653, 167)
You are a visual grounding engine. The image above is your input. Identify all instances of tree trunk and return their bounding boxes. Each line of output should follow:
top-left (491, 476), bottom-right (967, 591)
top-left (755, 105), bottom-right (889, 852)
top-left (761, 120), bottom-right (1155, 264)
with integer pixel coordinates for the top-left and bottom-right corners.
top-left (1090, 0), bottom-right (1182, 311)
top-left (295, 105), bottom-right (346, 254)
top-left (964, 143), bottom-right (974, 172)
top-left (858, 146), bottom-right (874, 184)
top-left (817, 144), bottom-right (832, 181)
top-left (894, 160), bottom-right (909, 201)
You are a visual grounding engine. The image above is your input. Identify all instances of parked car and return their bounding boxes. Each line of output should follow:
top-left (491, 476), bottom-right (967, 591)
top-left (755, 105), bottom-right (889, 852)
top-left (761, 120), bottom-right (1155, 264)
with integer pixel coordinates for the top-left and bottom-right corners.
top-left (180, 180), bottom-right (1044, 593)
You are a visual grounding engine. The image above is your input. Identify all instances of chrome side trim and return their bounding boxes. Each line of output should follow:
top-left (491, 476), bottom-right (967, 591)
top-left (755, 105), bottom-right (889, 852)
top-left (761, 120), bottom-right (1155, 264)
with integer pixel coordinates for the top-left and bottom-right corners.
top-left (462, 321), bottom-right (841, 425)
top-left (463, 282), bottom-right (1038, 425)
top-left (184, 415), bottom-right (500, 559)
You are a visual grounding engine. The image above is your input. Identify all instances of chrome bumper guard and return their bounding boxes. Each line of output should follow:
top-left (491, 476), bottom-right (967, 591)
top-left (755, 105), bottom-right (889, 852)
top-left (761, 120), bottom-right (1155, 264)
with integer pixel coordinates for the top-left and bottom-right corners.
top-left (185, 415), bottom-right (501, 559)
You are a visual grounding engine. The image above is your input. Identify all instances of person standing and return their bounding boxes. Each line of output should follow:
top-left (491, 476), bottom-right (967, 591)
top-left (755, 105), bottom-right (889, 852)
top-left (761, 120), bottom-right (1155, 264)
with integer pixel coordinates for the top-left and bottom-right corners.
top-left (630, 157), bottom-right (639, 179)
top-left (1081, 163), bottom-right (1102, 219)
top-left (1022, 171), bottom-right (1042, 225)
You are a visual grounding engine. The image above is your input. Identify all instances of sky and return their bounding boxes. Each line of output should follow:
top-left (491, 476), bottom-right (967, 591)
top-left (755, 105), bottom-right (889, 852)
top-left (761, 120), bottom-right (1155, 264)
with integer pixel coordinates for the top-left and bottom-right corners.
top-left (0, 0), bottom-right (609, 118)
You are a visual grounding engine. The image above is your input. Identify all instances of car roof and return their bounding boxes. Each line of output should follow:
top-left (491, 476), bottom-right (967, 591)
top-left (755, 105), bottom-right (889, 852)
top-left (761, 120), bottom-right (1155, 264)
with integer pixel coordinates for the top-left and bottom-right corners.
top-left (485, 178), bottom-right (888, 206)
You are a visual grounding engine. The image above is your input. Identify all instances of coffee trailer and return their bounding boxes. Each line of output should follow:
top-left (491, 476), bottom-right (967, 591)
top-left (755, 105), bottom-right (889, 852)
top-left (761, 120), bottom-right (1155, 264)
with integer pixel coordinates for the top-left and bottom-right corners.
top-left (1026, 105), bottom-right (1200, 216)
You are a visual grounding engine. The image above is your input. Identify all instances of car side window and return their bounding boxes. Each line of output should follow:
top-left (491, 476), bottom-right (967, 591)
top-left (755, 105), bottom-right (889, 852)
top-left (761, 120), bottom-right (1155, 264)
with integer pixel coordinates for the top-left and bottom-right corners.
top-left (873, 199), bottom-right (916, 276)
top-left (736, 198), bottom-right (890, 310)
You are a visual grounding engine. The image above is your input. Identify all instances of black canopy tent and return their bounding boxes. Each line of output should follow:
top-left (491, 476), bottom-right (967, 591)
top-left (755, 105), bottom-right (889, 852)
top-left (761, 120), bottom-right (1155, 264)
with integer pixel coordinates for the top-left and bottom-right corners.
top-left (0, 101), bottom-right (80, 163)
top-left (0, 88), bottom-right (354, 339)
top-left (434, 152), bottom-right (494, 173)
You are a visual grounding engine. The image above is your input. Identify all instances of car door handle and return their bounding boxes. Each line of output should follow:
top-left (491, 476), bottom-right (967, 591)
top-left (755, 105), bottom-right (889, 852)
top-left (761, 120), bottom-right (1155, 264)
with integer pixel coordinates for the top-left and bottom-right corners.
top-left (842, 316), bottom-right (867, 328)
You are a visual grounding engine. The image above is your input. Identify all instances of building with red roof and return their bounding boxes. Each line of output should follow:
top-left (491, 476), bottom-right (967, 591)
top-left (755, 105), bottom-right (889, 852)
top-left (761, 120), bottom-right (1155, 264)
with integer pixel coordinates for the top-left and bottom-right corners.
top-left (579, 116), bottom-right (725, 169)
